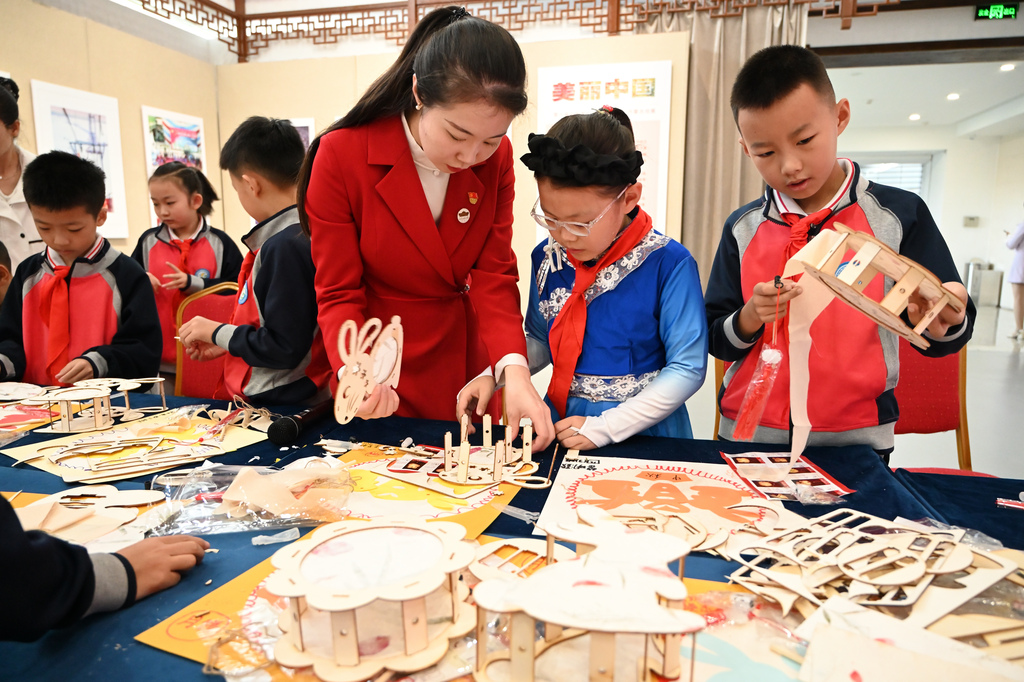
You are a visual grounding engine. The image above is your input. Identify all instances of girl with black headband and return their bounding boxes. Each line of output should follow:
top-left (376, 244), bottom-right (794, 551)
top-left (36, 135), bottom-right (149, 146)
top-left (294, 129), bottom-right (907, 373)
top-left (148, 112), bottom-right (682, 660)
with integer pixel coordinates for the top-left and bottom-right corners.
top-left (512, 107), bottom-right (708, 450)
top-left (298, 6), bottom-right (554, 448)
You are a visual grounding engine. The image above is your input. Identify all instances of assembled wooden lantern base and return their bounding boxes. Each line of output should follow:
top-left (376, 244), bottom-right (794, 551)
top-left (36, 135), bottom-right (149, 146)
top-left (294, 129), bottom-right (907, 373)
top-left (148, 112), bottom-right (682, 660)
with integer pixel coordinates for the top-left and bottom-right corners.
top-left (265, 517), bottom-right (476, 682)
top-left (472, 506), bottom-right (706, 682)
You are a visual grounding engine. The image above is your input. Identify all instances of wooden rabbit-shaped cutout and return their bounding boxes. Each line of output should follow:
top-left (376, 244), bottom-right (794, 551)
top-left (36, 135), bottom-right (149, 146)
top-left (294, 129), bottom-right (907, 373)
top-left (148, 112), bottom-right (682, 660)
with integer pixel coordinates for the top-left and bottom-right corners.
top-left (334, 316), bottom-right (404, 424)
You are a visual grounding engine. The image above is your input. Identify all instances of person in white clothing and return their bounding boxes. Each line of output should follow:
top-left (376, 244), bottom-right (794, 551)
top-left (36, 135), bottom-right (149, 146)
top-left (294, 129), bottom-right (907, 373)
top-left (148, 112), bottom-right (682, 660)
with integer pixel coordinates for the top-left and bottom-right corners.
top-left (0, 78), bottom-right (43, 271)
top-left (1005, 203), bottom-right (1024, 340)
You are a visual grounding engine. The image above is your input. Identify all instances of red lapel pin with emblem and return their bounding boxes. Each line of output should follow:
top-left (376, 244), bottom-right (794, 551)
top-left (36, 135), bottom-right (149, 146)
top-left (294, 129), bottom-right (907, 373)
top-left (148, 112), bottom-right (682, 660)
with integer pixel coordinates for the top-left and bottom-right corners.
top-left (467, 192), bottom-right (478, 205)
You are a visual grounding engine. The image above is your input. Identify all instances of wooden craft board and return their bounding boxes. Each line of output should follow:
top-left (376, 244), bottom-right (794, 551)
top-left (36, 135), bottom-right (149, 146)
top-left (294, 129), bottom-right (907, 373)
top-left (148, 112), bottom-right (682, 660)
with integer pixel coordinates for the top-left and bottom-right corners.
top-left (0, 413), bottom-right (266, 483)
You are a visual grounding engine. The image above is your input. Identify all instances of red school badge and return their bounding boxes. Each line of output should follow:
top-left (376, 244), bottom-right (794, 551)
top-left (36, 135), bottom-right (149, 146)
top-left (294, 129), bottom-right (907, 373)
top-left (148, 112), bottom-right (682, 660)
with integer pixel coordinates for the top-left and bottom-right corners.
top-left (467, 192), bottom-right (478, 205)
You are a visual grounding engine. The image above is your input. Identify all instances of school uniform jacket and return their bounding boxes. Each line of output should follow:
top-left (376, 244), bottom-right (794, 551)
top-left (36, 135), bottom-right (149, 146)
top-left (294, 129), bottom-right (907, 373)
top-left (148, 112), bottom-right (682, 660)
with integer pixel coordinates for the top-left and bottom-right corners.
top-left (0, 239), bottom-right (162, 383)
top-left (212, 206), bottom-right (332, 405)
top-left (304, 115), bottom-right (526, 420)
top-left (0, 493), bottom-right (135, 642)
top-left (705, 163), bottom-right (976, 451)
top-left (131, 220), bottom-right (243, 367)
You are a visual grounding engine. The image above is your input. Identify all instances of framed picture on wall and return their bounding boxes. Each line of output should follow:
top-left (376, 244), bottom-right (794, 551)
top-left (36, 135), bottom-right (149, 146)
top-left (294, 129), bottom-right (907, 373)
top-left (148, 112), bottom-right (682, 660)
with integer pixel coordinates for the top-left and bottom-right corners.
top-left (141, 105), bottom-right (208, 227)
top-left (0, 70), bottom-right (11, 79)
top-left (287, 117), bottom-right (316, 150)
top-left (31, 80), bottom-right (129, 239)
top-left (535, 61), bottom-right (673, 242)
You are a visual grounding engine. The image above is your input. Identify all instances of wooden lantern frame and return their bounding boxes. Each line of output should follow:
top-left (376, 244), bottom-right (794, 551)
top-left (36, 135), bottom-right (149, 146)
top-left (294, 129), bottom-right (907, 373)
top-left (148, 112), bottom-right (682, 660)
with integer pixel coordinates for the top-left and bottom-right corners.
top-left (264, 517), bottom-right (476, 682)
top-left (801, 223), bottom-right (965, 350)
top-left (472, 507), bottom-right (706, 682)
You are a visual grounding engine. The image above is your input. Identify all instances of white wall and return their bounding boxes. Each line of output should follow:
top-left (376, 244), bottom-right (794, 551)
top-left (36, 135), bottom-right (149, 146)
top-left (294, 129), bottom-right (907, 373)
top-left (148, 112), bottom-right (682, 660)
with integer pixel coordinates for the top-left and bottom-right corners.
top-left (991, 133), bottom-right (1024, 308)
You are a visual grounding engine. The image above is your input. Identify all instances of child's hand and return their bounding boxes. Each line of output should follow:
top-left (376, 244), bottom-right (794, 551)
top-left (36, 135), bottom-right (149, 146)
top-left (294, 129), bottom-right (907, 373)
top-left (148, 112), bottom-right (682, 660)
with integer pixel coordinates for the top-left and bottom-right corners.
top-left (356, 383), bottom-right (400, 420)
top-left (55, 358), bottom-right (94, 384)
top-left (554, 415), bottom-right (597, 451)
top-left (178, 316), bottom-right (218, 346)
top-left (187, 343), bottom-right (226, 362)
top-left (161, 262), bottom-right (190, 290)
top-left (456, 374), bottom-right (496, 435)
top-left (147, 272), bottom-right (161, 290)
top-left (502, 366), bottom-right (554, 451)
top-left (116, 535), bottom-right (209, 601)
top-left (738, 279), bottom-right (803, 337)
top-left (908, 281), bottom-right (968, 337)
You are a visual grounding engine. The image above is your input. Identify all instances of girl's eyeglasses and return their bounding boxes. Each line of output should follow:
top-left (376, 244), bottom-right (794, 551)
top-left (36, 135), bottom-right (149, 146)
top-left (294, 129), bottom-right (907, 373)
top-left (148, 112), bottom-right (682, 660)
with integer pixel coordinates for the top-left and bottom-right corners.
top-left (530, 186), bottom-right (629, 237)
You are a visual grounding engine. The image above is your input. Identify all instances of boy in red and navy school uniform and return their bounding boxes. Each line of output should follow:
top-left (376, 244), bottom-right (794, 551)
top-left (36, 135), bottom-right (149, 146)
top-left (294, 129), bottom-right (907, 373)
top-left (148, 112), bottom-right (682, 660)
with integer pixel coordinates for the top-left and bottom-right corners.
top-left (705, 46), bottom-right (975, 459)
top-left (0, 152), bottom-right (161, 385)
top-left (178, 117), bottom-right (331, 405)
top-left (132, 163), bottom-right (242, 373)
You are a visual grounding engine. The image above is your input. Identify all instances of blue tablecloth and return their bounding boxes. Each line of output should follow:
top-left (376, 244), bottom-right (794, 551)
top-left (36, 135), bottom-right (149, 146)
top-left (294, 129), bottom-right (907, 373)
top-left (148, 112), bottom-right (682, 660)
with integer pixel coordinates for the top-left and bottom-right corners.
top-left (893, 468), bottom-right (1024, 550)
top-left (0, 405), bottom-right (1004, 680)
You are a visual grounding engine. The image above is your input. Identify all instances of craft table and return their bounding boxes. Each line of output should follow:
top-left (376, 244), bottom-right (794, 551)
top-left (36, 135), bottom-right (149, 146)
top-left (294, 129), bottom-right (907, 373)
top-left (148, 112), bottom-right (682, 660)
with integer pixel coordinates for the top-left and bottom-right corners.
top-left (0, 404), bottom-right (1016, 680)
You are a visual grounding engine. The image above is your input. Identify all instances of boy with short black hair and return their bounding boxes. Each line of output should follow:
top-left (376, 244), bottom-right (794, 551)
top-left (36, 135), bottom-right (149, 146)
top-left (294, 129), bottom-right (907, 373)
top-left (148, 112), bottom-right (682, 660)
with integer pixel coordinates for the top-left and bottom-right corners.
top-left (178, 117), bottom-right (331, 404)
top-left (0, 151), bottom-right (161, 384)
top-left (705, 45), bottom-right (975, 456)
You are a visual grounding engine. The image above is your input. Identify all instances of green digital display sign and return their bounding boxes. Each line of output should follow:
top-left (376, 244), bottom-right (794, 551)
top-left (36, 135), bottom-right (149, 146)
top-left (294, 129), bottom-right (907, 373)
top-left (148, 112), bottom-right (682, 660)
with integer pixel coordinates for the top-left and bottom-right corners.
top-left (976, 2), bottom-right (1018, 18)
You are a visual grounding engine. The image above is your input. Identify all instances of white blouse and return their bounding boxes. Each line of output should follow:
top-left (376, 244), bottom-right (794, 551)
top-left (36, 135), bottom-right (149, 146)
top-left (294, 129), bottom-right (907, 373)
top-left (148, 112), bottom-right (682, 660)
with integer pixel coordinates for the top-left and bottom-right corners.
top-left (0, 145), bottom-right (43, 270)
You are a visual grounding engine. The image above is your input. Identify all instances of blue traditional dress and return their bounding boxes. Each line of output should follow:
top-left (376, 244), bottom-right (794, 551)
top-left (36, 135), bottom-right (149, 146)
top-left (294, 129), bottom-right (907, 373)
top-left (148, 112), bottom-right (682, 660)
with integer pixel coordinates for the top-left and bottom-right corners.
top-left (525, 208), bottom-right (708, 447)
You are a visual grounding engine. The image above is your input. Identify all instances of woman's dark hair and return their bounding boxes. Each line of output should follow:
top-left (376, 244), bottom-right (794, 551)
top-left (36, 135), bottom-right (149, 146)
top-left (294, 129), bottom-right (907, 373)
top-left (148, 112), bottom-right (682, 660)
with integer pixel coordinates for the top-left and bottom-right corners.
top-left (297, 6), bottom-right (527, 234)
top-left (526, 107), bottom-right (639, 196)
top-left (150, 162), bottom-right (219, 217)
top-left (0, 82), bottom-right (18, 129)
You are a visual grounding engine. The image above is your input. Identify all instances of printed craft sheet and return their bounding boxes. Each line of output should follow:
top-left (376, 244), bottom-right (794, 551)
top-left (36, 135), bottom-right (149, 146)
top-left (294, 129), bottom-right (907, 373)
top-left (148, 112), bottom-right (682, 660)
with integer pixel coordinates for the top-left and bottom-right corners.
top-left (535, 455), bottom-right (763, 537)
top-left (721, 451), bottom-right (854, 502)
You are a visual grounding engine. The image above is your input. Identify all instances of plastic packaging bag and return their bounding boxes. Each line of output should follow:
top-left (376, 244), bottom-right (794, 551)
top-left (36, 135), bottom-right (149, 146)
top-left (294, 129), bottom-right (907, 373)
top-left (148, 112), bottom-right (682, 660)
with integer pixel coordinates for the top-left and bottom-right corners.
top-left (732, 344), bottom-right (783, 441)
top-left (148, 463), bottom-right (352, 536)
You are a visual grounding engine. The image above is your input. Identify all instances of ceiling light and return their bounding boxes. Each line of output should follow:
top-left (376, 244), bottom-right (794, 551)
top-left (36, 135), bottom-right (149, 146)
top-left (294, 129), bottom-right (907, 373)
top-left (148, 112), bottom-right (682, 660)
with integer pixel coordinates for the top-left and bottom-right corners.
top-left (1002, 64), bottom-right (1016, 72)
top-left (909, 114), bottom-right (921, 121)
top-left (947, 93), bottom-right (960, 101)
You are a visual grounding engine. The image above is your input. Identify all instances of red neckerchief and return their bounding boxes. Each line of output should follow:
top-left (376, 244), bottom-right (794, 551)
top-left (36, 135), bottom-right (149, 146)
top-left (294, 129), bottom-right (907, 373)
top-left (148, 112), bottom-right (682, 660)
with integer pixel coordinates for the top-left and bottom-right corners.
top-left (39, 265), bottom-right (72, 384)
top-left (773, 207), bottom-right (831, 346)
top-left (546, 208), bottom-right (654, 417)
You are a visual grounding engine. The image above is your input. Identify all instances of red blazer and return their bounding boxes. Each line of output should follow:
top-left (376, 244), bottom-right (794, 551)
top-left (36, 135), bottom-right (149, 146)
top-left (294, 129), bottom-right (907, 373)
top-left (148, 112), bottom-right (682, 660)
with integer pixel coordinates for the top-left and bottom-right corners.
top-left (305, 115), bottom-right (526, 420)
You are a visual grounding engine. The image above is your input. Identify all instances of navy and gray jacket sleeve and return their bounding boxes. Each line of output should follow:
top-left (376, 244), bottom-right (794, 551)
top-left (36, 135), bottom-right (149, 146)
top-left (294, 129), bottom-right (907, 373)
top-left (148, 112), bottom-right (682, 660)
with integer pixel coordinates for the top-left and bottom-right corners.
top-left (81, 255), bottom-right (162, 379)
top-left (193, 229), bottom-right (243, 291)
top-left (878, 185), bottom-right (976, 357)
top-left (213, 229), bottom-right (318, 369)
top-left (0, 258), bottom-right (34, 380)
top-left (0, 495), bottom-right (134, 642)
top-left (705, 205), bottom-right (764, 362)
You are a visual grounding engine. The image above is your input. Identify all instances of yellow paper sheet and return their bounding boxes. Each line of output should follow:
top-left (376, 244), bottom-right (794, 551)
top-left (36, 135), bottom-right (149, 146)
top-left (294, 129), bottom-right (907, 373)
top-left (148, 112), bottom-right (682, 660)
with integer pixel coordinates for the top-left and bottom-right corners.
top-left (0, 413), bottom-right (267, 484)
top-left (335, 443), bottom-right (521, 540)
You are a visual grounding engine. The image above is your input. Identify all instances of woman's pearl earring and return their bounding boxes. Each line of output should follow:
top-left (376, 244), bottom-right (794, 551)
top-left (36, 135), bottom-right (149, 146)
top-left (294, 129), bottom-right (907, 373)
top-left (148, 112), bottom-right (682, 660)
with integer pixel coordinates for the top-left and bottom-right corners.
top-left (415, 103), bottom-right (424, 111)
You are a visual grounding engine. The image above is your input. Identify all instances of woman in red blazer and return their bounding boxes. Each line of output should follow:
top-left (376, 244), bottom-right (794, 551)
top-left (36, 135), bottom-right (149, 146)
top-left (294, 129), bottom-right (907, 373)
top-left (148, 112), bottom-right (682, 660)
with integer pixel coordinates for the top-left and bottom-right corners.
top-left (299, 7), bottom-right (554, 449)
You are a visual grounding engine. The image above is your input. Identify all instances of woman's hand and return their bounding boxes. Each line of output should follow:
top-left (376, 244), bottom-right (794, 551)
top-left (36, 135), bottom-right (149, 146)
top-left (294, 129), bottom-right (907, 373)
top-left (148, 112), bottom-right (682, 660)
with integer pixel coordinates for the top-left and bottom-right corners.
top-left (356, 383), bottom-right (400, 420)
top-left (456, 374), bottom-right (496, 436)
top-left (501, 365), bottom-right (554, 450)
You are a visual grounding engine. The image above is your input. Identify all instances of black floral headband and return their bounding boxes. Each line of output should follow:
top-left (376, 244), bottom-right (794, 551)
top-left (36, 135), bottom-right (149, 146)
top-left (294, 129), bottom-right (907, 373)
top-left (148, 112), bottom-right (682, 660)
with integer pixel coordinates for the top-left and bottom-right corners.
top-left (520, 133), bottom-right (643, 186)
top-left (450, 6), bottom-right (470, 22)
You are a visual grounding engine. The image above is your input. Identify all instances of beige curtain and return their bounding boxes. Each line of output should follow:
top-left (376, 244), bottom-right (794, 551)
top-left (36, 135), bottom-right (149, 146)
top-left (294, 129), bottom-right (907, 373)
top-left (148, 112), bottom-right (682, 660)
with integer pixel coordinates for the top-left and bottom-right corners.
top-left (641, 5), bottom-right (808, 284)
